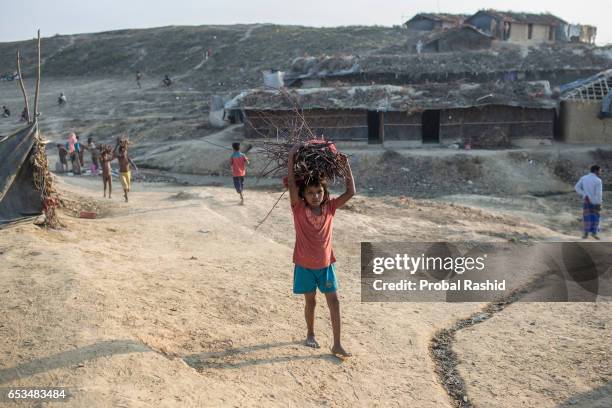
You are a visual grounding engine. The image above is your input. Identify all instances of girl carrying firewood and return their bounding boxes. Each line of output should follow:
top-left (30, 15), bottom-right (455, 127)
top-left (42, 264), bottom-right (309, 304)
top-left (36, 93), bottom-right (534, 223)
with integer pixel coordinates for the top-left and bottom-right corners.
top-left (287, 142), bottom-right (355, 359)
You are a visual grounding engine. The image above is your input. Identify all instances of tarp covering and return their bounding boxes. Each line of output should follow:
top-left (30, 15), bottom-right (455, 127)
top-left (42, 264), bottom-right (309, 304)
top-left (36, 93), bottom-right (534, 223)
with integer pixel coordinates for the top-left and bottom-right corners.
top-left (0, 123), bottom-right (43, 223)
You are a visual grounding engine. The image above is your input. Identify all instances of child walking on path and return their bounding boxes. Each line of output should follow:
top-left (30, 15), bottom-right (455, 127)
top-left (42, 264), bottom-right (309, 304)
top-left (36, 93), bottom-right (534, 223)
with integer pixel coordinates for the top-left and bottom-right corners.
top-left (117, 144), bottom-right (138, 202)
top-left (100, 147), bottom-right (114, 199)
top-left (229, 142), bottom-right (249, 205)
top-left (56, 144), bottom-right (68, 172)
top-left (287, 144), bottom-right (355, 359)
top-left (87, 137), bottom-right (100, 174)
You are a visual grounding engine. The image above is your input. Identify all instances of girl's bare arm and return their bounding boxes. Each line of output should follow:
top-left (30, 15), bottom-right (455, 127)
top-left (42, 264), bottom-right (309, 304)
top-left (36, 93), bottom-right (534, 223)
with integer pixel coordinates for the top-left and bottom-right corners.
top-left (334, 156), bottom-right (356, 209)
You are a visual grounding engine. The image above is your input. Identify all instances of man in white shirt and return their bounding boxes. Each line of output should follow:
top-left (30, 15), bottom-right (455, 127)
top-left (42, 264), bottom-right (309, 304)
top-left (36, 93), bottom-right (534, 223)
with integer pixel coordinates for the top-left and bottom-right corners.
top-left (575, 165), bottom-right (603, 239)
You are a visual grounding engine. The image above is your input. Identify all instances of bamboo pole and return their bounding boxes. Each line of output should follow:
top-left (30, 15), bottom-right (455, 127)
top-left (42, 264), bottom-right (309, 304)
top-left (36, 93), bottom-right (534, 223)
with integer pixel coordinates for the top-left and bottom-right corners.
top-left (34, 30), bottom-right (41, 120)
top-left (16, 50), bottom-right (31, 123)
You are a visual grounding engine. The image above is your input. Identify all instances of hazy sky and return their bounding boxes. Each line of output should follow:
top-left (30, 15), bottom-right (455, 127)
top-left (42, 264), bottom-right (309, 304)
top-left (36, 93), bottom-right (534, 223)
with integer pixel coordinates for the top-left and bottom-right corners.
top-left (1, 0), bottom-right (610, 45)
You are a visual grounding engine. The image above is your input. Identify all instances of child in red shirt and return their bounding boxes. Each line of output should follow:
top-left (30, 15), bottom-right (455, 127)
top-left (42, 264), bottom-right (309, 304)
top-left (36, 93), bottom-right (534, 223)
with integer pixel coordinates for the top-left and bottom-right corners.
top-left (288, 144), bottom-right (355, 359)
top-left (229, 142), bottom-right (249, 205)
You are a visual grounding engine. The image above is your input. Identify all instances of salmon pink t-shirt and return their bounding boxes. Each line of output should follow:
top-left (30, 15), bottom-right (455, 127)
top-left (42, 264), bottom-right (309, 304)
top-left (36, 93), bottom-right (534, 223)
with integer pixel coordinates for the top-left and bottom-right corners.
top-left (292, 198), bottom-right (338, 269)
top-left (230, 152), bottom-right (247, 177)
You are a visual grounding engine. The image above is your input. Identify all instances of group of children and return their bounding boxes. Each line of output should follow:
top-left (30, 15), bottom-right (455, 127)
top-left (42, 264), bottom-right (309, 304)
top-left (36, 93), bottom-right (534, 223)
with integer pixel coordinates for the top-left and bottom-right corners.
top-left (61, 137), bottom-right (355, 358)
top-left (57, 134), bottom-right (137, 202)
top-left (230, 141), bottom-right (354, 359)
top-left (103, 139), bottom-right (138, 202)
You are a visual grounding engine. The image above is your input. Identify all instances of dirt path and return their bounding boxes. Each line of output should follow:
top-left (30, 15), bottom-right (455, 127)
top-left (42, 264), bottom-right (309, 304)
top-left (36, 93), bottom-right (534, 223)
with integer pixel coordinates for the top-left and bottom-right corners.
top-left (1, 75), bottom-right (610, 406)
top-left (0, 174), bottom-right (582, 407)
top-left (239, 25), bottom-right (262, 42)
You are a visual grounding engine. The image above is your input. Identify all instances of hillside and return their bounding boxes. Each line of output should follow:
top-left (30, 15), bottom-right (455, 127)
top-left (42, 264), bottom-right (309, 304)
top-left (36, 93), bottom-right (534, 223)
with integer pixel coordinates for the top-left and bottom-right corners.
top-left (0, 24), bottom-right (406, 91)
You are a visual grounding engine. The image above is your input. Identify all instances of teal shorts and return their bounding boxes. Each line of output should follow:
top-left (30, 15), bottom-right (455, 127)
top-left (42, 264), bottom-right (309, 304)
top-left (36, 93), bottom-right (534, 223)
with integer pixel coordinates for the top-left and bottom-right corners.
top-left (293, 263), bottom-right (338, 294)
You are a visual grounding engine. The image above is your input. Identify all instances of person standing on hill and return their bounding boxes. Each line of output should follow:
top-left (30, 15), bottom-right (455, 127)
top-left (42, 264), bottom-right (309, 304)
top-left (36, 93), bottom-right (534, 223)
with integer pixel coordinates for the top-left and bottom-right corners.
top-left (575, 165), bottom-right (603, 239)
top-left (229, 142), bottom-right (249, 205)
top-left (20, 107), bottom-right (28, 122)
top-left (136, 70), bottom-right (143, 88)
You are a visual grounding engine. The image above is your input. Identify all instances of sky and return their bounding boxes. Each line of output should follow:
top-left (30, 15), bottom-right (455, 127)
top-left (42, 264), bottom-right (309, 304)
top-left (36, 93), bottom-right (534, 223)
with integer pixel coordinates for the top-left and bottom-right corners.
top-left (1, 0), bottom-right (610, 45)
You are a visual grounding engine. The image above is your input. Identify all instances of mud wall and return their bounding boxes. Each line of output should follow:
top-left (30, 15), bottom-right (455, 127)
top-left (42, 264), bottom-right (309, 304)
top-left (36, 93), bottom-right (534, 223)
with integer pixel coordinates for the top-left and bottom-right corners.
top-left (508, 23), bottom-right (553, 44)
top-left (440, 106), bottom-right (554, 147)
top-left (244, 106), bottom-right (553, 147)
top-left (561, 100), bottom-right (612, 144)
top-left (383, 111), bottom-right (422, 141)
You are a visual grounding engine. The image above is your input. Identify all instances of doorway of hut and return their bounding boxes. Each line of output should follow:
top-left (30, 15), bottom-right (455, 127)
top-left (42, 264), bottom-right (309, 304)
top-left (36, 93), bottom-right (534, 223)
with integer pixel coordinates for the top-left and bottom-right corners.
top-left (367, 111), bottom-right (383, 144)
top-left (422, 109), bottom-right (440, 143)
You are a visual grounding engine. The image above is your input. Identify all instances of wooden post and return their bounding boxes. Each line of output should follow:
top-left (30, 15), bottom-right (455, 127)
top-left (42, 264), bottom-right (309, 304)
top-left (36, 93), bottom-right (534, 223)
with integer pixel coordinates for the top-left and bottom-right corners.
top-left (34, 30), bottom-right (41, 121)
top-left (16, 50), bottom-right (31, 124)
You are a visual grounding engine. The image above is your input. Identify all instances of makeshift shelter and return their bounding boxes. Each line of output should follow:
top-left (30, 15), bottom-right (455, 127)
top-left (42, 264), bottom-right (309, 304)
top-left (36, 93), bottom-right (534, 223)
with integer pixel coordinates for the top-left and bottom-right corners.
top-left (1, 31), bottom-right (57, 226)
top-left (404, 13), bottom-right (467, 31)
top-left (466, 10), bottom-right (566, 43)
top-left (559, 69), bottom-right (612, 144)
top-left (225, 82), bottom-right (557, 147)
top-left (0, 123), bottom-right (44, 223)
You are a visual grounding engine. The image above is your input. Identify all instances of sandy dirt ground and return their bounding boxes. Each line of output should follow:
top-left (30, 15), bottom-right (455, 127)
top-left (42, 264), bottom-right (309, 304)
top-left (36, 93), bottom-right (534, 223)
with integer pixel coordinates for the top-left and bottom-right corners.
top-left (455, 302), bottom-right (611, 407)
top-left (2, 77), bottom-right (611, 407)
top-left (1, 172), bottom-right (609, 407)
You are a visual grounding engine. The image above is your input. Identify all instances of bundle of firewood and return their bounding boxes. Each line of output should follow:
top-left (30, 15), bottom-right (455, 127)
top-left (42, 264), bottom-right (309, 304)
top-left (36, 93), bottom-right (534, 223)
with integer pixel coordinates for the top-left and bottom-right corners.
top-left (97, 144), bottom-right (113, 156)
top-left (253, 91), bottom-right (348, 186)
top-left (260, 139), bottom-right (348, 186)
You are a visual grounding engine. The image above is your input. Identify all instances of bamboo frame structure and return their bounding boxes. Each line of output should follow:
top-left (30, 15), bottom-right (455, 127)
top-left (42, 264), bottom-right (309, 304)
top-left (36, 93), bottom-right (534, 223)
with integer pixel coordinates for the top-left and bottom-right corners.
top-left (34, 30), bottom-right (41, 119)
